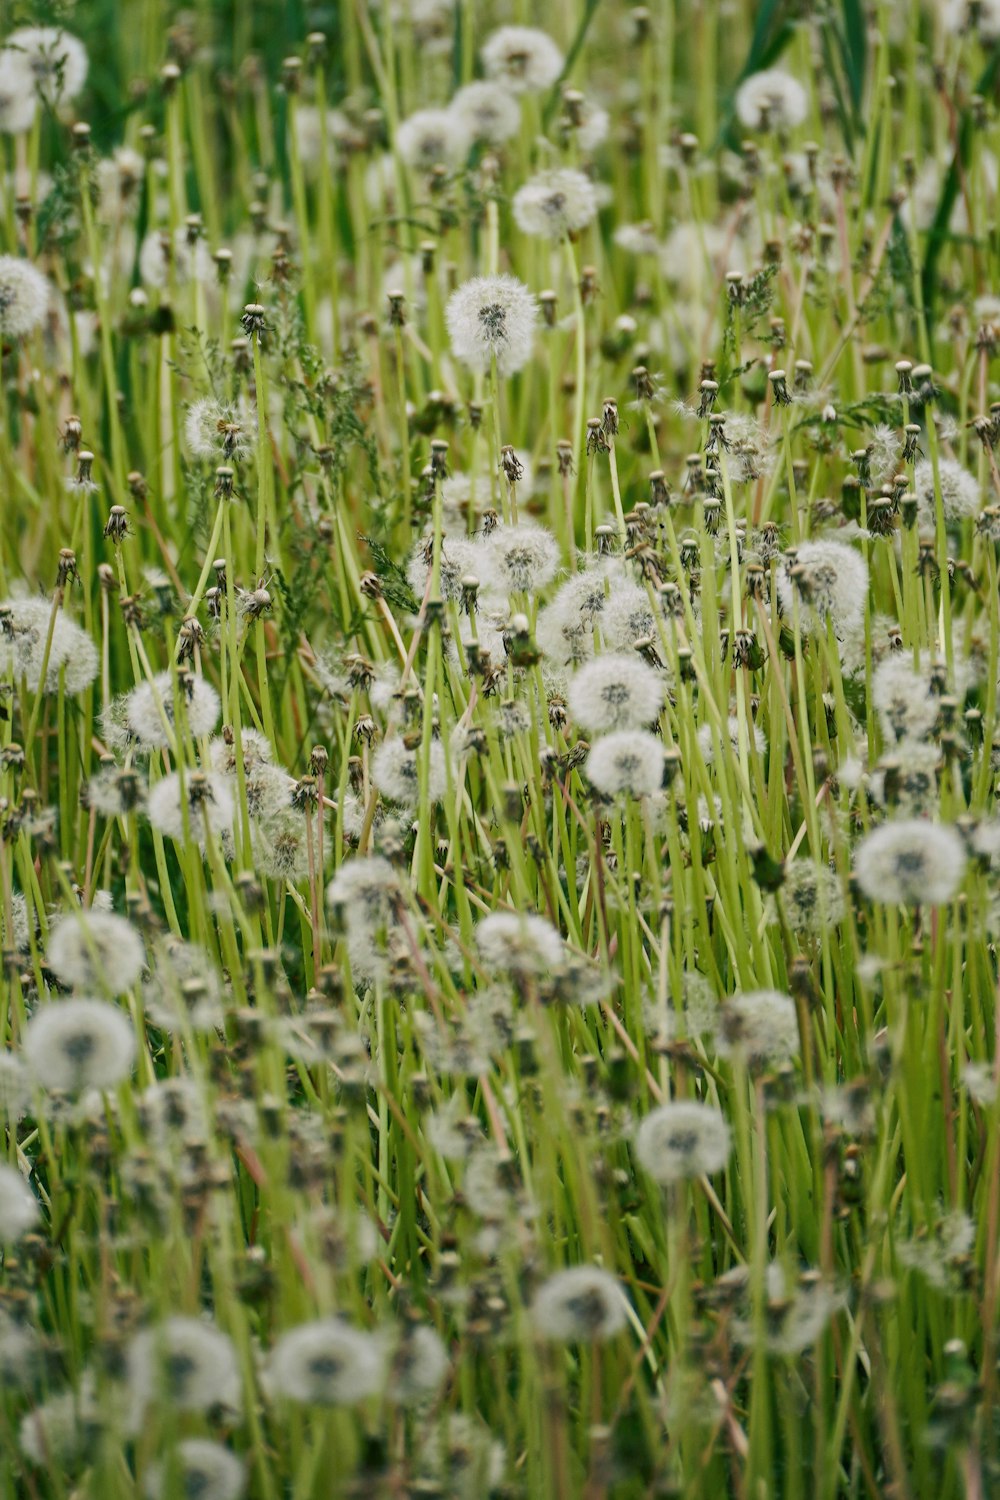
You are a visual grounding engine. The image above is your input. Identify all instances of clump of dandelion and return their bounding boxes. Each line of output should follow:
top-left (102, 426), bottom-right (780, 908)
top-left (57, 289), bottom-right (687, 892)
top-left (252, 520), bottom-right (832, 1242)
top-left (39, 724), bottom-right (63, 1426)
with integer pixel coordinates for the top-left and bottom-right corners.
top-left (450, 81), bottom-right (521, 145)
top-left (531, 1267), bottom-right (628, 1342)
top-left (513, 168), bottom-right (600, 239)
top-left (480, 26), bottom-right (564, 93)
top-left (0, 598), bottom-right (98, 694)
top-left (145, 1441), bottom-right (245, 1500)
top-left (0, 1165), bottom-right (39, 1242)
top-left (587, 730), bottom-right (665, 797)
top-left (46, 909), bottom-right (145, 992)
top-left (266, 1320), bottom-right (384, 1405)
top-left (568, 654), bottom-right (666, 732)
top-left (23, 999), bottom-right (136, 1093)
top-left (717, 990), bottom-right (800, 1067)
top-left (854, 820), bottom-right (966, 906)
top-left (913, 458), bottom-right (980, 528)
top-left (446, 274), bottom-right (538, 376)
top-left (635, 1101), bottom-right (732, 1183)
top-left (127, 1318), bottom-right (242, 1423)
top-left (396, 107), bottom-right (470, 172)
top-left (0, 257), bottom-right (50, 337)
top-left (735, 68), bottom-right (808, 131)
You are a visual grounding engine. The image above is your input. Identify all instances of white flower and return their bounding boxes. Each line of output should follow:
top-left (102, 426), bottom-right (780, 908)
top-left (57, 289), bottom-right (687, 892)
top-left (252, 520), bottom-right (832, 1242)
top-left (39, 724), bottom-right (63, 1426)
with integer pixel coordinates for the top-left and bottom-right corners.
top-left (480, 26), bottom-right (564, 93)
top-left (5, 27), bottom-right (88, 104)
top-left (145, 1441), bottom-right (245, 1500)
top-left (532, 1267), bottom-right (627, 1342)
top-left (476, 912), bottom-right (565, 977)
top-left (446, 274), bottom-right (538, 376)
top-left (24, 999), bottom-right (136, 1093)
top-left (513, 168), bottom-right (600, 239)
top-left (0, 1164), bottom-right (38, 1242)
top-left (717, 990), bottom-right (800, 1066)
top-left (777, 540), bottom-right (868, 636)
top-left (371, 736), bottom-right (448, 806)
top-left (46, 910), bottom-right (145, 992)
top-left (266, 1319), bottom-right (384, 1405)
top-left (127, 1318), bottom-right (242, 1421)
top-left (568, 654), bottom-right (666, 732)
top-left (0, 597), bottom-right (97, 692)
top-left (854, 819), bottom-right (966, 906)
top-left (913, 458), bottom-right (980, 528)
top-left (147, 770), bottom-right (235, 847)
top-left (0, 52), bottom-right (36, 133)
top-left (0, 255), bottom-right (49, 338)
top-left (587, 730), bottom-right (665, 798)
top-left (396, 107), bottom-right (470, 171)
top-left (479, 522), bottom-right (560, 594)
top-left (635, 1101), bottom-right (732, 1183)
top-left (735, 69), bottom-right (808, 131)
top-left (450, 81), bottom-right (521, 145)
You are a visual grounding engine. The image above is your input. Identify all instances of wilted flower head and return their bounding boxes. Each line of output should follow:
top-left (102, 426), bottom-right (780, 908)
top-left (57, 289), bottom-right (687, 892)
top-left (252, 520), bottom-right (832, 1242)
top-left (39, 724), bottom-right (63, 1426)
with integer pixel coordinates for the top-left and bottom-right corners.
top-left (587, 730), bottom-right (665, 797)
top-left (450, 81), bottom-right (521, 145)
top-left (24, 999), bottom-right (136, 1093)
top-left (127, 1318), bottom-right (241, 1421)
top-left (568, 654), bottom-right (666, 732)
top-left (735, 68), bottom-right (808, 131)
top-left (266, 1319), bottom-right (384, 1405)
top-left (0, 257), bottom-right (50, 338)
top-left (46, 909), bottom-right (145, 992)
top-left (913, 458), bottom-right (980, 528)
top-left (396, 107), bottom-right (470, 171)
top-left (532, 1266), bottom-right (627, 1342)
top-left (513, 168), bottom-right (600, 239)
top-left (717, 989), bottom-right (800, 1066)
top-left (144, 1441), bottom-right (245, 1500)
top-left (480, 25), bottom-right (564, 93)
top-left (854, 819), bottom-right (966, 906)
top-left (446, 274), bottom-right (538, 376)
top-left (635, 1100), bottom-right (732, 1183)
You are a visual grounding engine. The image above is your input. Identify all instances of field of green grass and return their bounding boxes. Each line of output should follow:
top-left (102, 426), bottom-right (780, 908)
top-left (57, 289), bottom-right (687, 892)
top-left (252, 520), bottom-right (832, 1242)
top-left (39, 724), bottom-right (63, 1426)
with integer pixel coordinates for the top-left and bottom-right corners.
top-left (0, 2), bottom-right (999, 1496)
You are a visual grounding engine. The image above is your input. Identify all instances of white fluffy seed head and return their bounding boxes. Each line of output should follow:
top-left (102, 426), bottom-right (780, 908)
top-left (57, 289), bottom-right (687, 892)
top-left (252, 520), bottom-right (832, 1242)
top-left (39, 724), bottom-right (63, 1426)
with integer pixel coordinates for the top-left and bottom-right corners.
top-left (146, 770), bottom-right (235, 847)
top-left (450, 81), bottom-right (521, 144)
top-left (913, 458), bottom-right (980, 528)
top-left (854, 819), bottom-right (967, 906)
top-left (371, 736), bottom-right (448, 806)
top-left (5, 27), bottom-right (88, 103)
top-left (327, 856), bottom-right (400, 927)
top-left (184, 395), bottom-right (257, 461)
top-left (446, 273), bottom-right (538, 376)
top-left (587, 730), bottom-right (665, 798)
top-left (24, 999), bottom-right (136, 1093)
top-left (634, 1101), bottom-right (732, 1183)
top-left (266, 1320), bottom-right (384, 1405)
top-left (734, 68), bottom-right (809, 131)
top-left (777, 540), bottom-right (868, 636)
top-left (46, 910), bottom-right (145, 993)
top-left (479, 521), bottom-right (560, 594)
top-left (396, 107), bottom-right (471, 171)
top-left (568, 654), bottom-right (666, 732)
top-left (480, 25), bottom-right (564, 93)
top-left (127, 1319), bottom-right (241, 1421)
top-left (138, 226), bottom-right (214, 289)
top-left (144, 1440), bottom-right (246, 1500)
top-left (0, 597), bottom-right (97, 693)
top-left (532, 1267), bottom-right (627, 1342)
top-left (384, 1323), bottom-right (450, 1406)
top-left (780, 859), bottom-right (845, 934)
top-left (118, 672), bottom-right (221, 754)
top-left (871, 655), bottom-right (940, 743)
top-left (697, 714), bottom-right (767, 765)
top-left (512, 168), bottom-right (600, 239)
top-left (0, 52), bottom-right (36, 133)
top-left (476, 911), bottom-right (565, 977)
top-left (943, 0), bottom-right (1000, 39)
top-left (0, 1164), bottom-right (39, 1242)
top-left (717, 990), bottom-right (800, 1066)
top-left (0, 256), bottom-right (48, 336)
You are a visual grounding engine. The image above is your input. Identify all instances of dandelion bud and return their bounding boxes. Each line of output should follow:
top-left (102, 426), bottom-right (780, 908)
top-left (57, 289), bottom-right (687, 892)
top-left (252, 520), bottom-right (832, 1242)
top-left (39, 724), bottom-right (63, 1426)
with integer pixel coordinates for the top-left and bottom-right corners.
top-left (895, 358), bottom-right (913, 395)
top-left (57, 549), bottom-right (78, 587)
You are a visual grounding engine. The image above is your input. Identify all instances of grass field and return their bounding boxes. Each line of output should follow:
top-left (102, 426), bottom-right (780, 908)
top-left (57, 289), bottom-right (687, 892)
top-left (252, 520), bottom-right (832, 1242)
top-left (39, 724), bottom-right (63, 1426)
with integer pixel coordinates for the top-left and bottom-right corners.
top-left (0, 2), bottom-right (999, 1496)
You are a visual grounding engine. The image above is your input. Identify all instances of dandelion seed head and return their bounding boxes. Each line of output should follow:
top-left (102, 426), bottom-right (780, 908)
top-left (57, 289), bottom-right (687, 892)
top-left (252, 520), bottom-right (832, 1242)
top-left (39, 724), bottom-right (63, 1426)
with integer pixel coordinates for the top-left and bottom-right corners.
top-left (568, 653), bottom-right (666, 732)
top-left (119, 672), bottom-right (221, 754)
top-left (0, 255), bottom-right (49, 337)
top-left (913, 457), bottom-right (980, 527)
top-left (396, 107), bottom-right (470, 171)
top-left (6, 27), bottom-right (88, 103)
top-left (47, 910), bottom-right (145, 993)
top-left (371, 736), bottom-right (447, 807)
top-left (184, 395), bottom-right (257, 462)
top-left (635, 1101), bottom-right (732, 1183)
top-left (717, 989), bottom-right (800, 1066)
top-left (776, 539), bottom-right (868, 635)
top-left (266, 1320), bottom-right (384, 1405)
top-left (512, 168), bottom-right (600, 239)
top-left (943, 0), bottom-right (1000, 39)
top-left (0, 52), bottom-right (36, 133)
top-left (0, 1164), bottom-right (38, 1242)
top-left (127, 1318), bottom-right (241, 1422)
top-left (532, 1266), bottom-right (627, 1342)
top-left (446, 273), bottom-right (538, 376)
top-left (735, 68), bottom-right (809, 132)
top-left (587, 729), bottom-right (665, 798)
top-left (479, 521), bottom-right (560, 594)
top-left (480, 25), bottom-right (564, 93)
top-left (0, 597), bottom-right (97, 694)
top-left (144, 1441), bottom-right (246, 1500)
top-left (450, 81), bottom-right (521, 145)
top-left (780, 859), bottom-right (845, 934)
top-left (476, 911), bottom-right (565, 977)
top-left (854, 819), bottom-right (966, 906)
top-left (697, 714), bottom-right (767, 765)
top-left (147, 770), bottom-right (235, 847)
top-left (24, 999), bottom-right (136, 1093)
